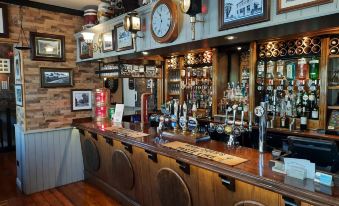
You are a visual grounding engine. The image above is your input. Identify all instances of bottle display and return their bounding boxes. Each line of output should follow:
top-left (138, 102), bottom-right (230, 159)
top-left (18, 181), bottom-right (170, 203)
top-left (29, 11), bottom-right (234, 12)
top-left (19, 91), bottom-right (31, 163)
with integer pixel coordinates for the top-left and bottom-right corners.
top-left (166, 57), bottom-right (181, 98)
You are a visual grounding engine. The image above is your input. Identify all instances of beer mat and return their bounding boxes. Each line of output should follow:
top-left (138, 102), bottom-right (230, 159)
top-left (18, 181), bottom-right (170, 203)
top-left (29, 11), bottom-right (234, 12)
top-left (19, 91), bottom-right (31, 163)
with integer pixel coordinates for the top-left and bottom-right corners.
top-left (106, 126), bottom-right (149, 138)
top-left (162, 141), bottom-right (248, 166)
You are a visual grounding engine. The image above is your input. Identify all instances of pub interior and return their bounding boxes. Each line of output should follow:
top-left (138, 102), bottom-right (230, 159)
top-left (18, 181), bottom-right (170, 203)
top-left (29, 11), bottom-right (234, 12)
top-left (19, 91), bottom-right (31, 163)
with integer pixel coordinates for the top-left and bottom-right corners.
top-left (0, 0), bottom-right (339, 205)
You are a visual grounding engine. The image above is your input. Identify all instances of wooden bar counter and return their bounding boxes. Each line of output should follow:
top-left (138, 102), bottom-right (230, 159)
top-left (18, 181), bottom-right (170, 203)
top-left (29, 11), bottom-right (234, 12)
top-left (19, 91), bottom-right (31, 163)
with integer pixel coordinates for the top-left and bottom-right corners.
top-left (74, 121), bottom-right (339, 206)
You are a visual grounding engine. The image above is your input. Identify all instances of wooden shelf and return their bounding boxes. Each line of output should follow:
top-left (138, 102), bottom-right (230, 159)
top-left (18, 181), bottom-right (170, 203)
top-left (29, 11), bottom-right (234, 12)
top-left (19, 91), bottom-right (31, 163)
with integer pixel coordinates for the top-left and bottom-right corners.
top-left (328, 85), bottom-right (339, 90)
top-left (168, 80), bottom-right (181, 83)
top-left (329, 54), bottom-right (339, 58)
top-left (168, 93), bottom-right (180, 96)
top-left (328, 106), bottom-right (339, 109)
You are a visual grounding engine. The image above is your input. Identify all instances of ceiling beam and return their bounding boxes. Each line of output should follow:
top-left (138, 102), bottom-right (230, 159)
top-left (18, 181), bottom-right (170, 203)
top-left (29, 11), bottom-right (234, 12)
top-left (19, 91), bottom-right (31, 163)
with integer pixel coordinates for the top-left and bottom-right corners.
top-left (0, 0), bottom-right (84, 16)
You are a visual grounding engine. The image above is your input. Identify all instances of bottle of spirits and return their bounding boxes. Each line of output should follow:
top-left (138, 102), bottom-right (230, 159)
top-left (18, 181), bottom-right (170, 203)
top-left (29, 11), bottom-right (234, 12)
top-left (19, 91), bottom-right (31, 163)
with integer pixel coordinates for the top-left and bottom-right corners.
top-left (286, 96), bottom-right (293, 117)
top-left (257, 60), bottom-right (265, 78)
top-left (309, 83), bottom-right (319, 120)
top-left (309, 57), bottom-right (319, 80)
top-left (300, 107), bottom-right (308, 131)
top-left (266, 61), bottom-right (275, 79)
top-left (286, 61), bottom-right (296, 81)
top-left (297, 58), bottom-right (308, 80)
top-left (276, 60), bottom-right (285, 79)
top-left (296, 91), bottom-right (303, 118)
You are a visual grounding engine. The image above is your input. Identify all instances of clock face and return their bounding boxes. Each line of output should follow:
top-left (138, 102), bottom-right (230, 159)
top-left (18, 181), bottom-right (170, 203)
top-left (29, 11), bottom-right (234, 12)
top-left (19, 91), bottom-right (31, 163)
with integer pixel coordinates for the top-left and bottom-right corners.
top-left (151, 4), bottom-right (172, 38)
top-left (180, 0), bottom-right (191, 13)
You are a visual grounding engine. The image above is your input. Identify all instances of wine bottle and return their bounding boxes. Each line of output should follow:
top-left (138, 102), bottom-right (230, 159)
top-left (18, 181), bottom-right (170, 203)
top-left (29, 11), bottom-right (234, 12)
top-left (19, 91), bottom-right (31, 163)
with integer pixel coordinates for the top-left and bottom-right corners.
top-left (309, 83), bottom-right (319, 120)
top-left (300, 107), bottom-right (308, 131)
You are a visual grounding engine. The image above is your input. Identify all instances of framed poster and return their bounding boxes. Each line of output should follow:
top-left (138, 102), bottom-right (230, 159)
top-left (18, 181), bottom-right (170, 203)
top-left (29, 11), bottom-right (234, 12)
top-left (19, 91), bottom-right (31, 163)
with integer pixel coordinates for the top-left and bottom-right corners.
top-left (30, 32), bottom-right (65, 62)
top-left (102, 31), bottom-right (114, 52)
top-left (14, 52), bottom-right (22, 82)
top-left (277, 0), bottom-right (332, 14)
top-left (79, 37), bottom-right (93, 59)
top-left (71, 89), bottom-right (93, 111)
top-left (0, 4), bottom-right (8, 38)
top-left (114, 23), bottom-right (133, 51)
top-left (15, 84), bottom-right (23, 107)
top-left (40, 67), bottom-right (73, 88)
top-left (219, 0), bottom-right (270, 31)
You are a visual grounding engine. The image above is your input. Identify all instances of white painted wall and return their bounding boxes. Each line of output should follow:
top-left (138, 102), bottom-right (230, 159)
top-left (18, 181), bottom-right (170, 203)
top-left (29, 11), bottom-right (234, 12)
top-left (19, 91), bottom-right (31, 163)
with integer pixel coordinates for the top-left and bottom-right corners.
top-left (15, 125), bottom-right (84, 194)
top-left (75, 0), bottom-right (339, 62)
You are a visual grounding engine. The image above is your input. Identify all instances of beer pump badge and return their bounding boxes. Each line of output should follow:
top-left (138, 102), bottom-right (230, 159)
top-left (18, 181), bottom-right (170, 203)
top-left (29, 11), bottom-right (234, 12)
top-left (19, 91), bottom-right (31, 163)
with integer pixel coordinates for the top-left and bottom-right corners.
top-left (188, 117), bottom-right (198, 131)
top-left (179, 116), bottom-right (187, 129)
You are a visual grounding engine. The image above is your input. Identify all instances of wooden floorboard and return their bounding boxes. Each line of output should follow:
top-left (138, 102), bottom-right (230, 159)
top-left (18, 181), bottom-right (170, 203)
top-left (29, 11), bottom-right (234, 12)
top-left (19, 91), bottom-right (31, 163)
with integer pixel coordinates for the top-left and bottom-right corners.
top-left (0, 152), bottom-right (121, 206)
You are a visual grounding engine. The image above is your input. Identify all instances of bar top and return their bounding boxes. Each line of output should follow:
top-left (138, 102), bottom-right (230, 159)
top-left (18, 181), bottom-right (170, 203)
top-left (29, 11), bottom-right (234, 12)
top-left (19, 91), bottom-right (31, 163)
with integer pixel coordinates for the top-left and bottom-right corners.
top-left (74, 121), bottom-right (339, 206)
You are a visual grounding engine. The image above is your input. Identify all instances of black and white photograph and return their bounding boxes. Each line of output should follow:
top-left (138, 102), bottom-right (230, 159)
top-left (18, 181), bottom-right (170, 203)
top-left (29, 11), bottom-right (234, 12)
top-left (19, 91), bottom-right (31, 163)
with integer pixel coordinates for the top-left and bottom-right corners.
top-left (15, 84), bottom-right (23, 106)
top-left (40, 67), bottom-right (73, 88)
top-left (71, 89), bottom-right (92, 111)
top-left (277, 0), bottom-right (332, 14)
top-left (30, 32), bottom-right (65, 61)
top-left (102, 31), bottom-right (114, 52)
top-left (219, 0), bottom-right (269, 30)
top-left (14, 52), bottom-right (21, 82)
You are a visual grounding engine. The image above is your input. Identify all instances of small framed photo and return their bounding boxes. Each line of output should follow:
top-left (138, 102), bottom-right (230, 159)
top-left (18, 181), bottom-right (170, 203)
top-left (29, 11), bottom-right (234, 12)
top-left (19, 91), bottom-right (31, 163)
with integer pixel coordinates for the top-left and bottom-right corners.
top-left (277, 0), bottom-right (332, 14)
top-left (15, 84), bottom-right (23, 107)
top-left (0, 4), bottom-right (8, 38)
top-left (14, 52), bottom-right (22, 82)
top-left (114, 23), bottom-right (133, 51)
top-left (40, 67), bottom-right (73, 88)
top-left (102, 31), bottom-right (114, 52)
top-left (71, 89), bottom-right (93, 111)
top-left (219, 0), bottom-right (270, 31)
top-left (30, 32), bottom-right (65, 62)
top-left (79, 38), bottom-right (93, 59)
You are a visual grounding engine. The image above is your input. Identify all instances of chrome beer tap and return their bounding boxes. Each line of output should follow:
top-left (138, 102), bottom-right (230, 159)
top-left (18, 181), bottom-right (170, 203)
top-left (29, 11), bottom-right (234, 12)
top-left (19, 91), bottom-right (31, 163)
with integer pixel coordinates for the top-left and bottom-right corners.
top-left (255, 102), bottom-right (267, 153)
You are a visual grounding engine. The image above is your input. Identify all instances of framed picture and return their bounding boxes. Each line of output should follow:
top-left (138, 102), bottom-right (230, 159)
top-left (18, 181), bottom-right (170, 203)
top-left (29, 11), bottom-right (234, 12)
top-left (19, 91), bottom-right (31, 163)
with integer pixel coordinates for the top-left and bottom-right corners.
top-left (30, 32), bottom-right (65, 62)
top-left (219, 0), bottom-right (270, 31)
top-left (79, 38), bottom-right (93, 59)
top-left (14, 53), bottom-right (22, 82)
top-left (277, 0), bottom-right (332, 14)
top-left (0, 4), bottom-right (8, 38)
top-left (114, 23), bottom-right (133, 51)
top-left (40, 67), bottom-right (73, 88)
top-left (71, 89), bottom-right (92, 111)
top-left (15, 84), bottom-right (23, 107)
top-left (102, 31), bottom-right (114, 52)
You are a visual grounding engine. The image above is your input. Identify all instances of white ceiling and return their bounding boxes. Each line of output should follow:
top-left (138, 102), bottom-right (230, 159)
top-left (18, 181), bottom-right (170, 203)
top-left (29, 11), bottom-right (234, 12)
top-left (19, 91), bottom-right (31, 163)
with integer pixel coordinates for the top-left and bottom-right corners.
top-left (30, 0), bottom-right (101, 10)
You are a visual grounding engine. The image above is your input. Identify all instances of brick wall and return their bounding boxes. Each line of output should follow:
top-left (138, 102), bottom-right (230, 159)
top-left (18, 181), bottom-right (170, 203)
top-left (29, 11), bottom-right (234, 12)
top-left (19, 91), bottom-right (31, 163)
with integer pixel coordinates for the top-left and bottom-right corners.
top-left (3, 5), bottom-right (101, 131)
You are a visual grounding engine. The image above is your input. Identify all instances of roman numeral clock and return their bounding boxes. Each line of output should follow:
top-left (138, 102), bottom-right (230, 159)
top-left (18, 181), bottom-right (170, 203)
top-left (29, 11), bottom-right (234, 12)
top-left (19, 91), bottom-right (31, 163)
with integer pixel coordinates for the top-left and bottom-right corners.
top-left (151, 0), bottom-right (179, 43)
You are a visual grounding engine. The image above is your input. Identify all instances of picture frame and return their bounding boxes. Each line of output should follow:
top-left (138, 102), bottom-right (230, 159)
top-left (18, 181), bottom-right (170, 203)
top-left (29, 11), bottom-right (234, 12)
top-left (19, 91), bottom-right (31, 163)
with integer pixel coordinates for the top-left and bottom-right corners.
top-left (277, 0), bottom-right (333, 14)
top-left (71, 89), bottom-right (93, 111)
top-left (40, 67), bottom-right (73, 88)
top-left (79, 37), bottom-right (93, 59)
top-left (14, 52), bottom-right (22, 82)
top-left (30, 32), bottom-right (65, 62)
top-left (114, 23), bottom-right (133, 51)
top-left (102, 31), bottom-right (114, 52)
top-left (0, 3), bottom-right (8, 38)
top-left (15, 84), bottom-right (23, 107)
top-left (218, 0), bottom-right (270, 31)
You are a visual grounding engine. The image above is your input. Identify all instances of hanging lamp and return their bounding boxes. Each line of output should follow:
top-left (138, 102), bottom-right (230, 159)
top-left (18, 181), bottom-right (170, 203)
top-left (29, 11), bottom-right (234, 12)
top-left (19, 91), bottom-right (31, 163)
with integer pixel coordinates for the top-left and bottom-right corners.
top-left (15, 6), bottom-right (31, 50)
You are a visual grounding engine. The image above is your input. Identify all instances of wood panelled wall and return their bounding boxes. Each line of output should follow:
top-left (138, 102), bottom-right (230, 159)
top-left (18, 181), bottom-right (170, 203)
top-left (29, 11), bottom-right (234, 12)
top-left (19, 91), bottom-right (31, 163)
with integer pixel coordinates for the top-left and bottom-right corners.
top-left (15, 125), bottom-right (84, 194)
top-left (1, 5), bottom-right (101, 131)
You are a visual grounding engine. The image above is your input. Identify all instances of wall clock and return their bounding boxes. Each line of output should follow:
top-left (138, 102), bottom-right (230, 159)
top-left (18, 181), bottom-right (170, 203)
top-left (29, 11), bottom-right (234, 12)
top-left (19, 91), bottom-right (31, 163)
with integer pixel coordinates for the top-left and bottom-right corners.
top-left (151, 0), bottom-right (178, 43)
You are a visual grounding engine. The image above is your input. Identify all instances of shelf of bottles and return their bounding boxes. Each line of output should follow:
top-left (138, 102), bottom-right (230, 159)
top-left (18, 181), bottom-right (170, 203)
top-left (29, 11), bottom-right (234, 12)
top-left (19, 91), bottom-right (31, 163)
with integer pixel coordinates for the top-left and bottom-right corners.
top-left (96, 63), bottom-right (161, 79)
top-left (256, 36), bottom-right (321, 130)
top-left (327, 36), bottom-right (339, 131)
top-left (219, 51), bottom-right (250, 117)
top-left (166, 57), bottom-right (181, 97)
top-left (182, 50), bottom-right (213, 118)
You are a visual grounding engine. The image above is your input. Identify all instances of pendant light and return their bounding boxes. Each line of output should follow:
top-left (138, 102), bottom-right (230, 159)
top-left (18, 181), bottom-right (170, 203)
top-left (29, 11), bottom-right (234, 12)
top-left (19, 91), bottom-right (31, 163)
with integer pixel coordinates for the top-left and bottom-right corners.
top-left (15, 6), bottom-right (31, 50)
